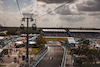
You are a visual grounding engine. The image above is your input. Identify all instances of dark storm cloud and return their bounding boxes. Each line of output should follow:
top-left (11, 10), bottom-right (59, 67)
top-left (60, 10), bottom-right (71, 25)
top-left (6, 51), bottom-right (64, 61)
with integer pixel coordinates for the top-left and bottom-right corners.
top-left (37, 0), bottom-right (74, 4)
top-left (77, 0), bottom-right (100, 11)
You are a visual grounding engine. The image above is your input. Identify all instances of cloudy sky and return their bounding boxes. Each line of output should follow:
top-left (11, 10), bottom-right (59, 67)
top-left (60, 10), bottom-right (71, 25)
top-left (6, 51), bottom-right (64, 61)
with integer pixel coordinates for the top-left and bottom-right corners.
top-left (0, 0), bottom-right (100, 28)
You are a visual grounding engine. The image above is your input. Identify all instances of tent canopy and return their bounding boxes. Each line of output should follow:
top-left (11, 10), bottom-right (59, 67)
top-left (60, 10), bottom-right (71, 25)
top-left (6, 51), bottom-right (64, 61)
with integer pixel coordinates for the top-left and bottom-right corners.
top-left (0, 36), bottom-right (4, 40)
top-left (15, 41), bottom-right (23, 44)
top-left (0, 49), bottom-right (3, 53)
top-left (96, 43), bottom-right (100, 48)
top-left (67, 37), bottom-right (77, 44)
top-left (29, 41), bottom-right (36, 44)
top-left (24, 41), bottom-right (36, 44)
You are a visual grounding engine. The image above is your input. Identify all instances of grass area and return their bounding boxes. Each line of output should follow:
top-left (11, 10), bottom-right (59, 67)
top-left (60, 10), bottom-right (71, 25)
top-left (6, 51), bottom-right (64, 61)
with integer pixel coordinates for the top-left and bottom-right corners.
top-left (0, 65), bottom-right (6, 67)
top-left (67, 46), bottom-right (71, 51)
top-left (66, 46), bottom-right (71, 55)
top-left (31, 48), bottom-right (40, 54)
top-left (44, 38), bottom-right (67, 41)
top-left (67, 52), bottom-right (70, 55)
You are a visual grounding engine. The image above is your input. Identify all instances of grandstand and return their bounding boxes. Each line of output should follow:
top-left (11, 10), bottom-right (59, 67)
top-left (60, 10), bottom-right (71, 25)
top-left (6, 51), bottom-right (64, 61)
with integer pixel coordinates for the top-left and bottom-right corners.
top-left (69, 30), bottom-right (100, 38)
top-left (41, 28), bottom-right (100, 38)
top-left (42, 29), bottom-right (69, 37)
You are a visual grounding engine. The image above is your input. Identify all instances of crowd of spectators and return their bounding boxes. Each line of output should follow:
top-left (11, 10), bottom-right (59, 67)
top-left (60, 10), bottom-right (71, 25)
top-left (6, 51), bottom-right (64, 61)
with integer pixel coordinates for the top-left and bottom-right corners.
top-left (70, 32), bottom-right (100, 38)
top-left (43, 31), bottom-right (100, 38)
top-left (43, 32), bottom-right (69, 37)
top-left (43, 29), bottom-right (100, 38)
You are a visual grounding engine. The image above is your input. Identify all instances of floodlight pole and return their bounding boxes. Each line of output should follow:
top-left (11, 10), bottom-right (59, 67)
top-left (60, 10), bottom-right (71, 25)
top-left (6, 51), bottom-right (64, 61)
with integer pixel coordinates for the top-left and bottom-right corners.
top-left (26, 18), bottom-right (29, 63)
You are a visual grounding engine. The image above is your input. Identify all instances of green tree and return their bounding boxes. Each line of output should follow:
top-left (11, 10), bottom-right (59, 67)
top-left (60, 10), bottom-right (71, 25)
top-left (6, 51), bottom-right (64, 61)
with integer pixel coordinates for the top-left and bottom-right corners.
top-left (36, 35), bottom-right (46, 48)
top-left (77, 39), bottom-right (100, 66)
top-left (78, 39), bottom-right (90, 56)
top-left (0, 33), bottom-right (6, 36)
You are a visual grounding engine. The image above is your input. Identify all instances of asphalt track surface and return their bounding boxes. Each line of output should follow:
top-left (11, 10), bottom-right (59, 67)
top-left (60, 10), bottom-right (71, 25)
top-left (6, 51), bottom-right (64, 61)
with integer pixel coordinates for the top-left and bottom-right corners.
top-left (36, 44), bottom-right (64, 67)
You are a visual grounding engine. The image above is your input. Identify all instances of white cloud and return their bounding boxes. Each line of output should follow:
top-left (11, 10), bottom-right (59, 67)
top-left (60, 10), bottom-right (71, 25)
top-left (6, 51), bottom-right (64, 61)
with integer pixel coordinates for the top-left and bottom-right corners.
top-left (0, 12), bottom-right (22, 27)
top-left (0, 0), bottom-right (100, 28)
top-left (14, 0), bottom-right (16, 3)
top-left (0, 0), bottom-right (3, 13)
top-left (23, 3), bottom-right (27, 6)
top-left (19, 0), bottom-right (100, 28)
top-left (21, 0), bottom-right (59, 17)
top-left (8, 6), bottom-right (11, 9)
top-left (0, 0), bottom-right (3, 4)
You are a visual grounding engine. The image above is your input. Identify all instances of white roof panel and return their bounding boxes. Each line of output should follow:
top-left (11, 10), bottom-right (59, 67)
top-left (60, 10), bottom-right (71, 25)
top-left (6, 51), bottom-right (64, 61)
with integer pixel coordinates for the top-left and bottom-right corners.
top-left (69, 30), bottom-right (100, 33)
top-left (42, 29), bottom-right (66, 32)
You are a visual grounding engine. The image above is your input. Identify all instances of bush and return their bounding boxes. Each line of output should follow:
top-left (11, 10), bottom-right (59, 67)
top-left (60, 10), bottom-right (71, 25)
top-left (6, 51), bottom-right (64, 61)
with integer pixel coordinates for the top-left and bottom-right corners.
top-left (77, 59), bottom-right (82, 65)
top-left (20, 44), bottom-right (25, 47)
top-left (0, 33), bottom-right (6, 36)
top-left (2, 49), bottom-right (8, 55)
top-left (16, 44), bottom-right (25, 48)
top-left (16, 46), bottom-right (20, 48)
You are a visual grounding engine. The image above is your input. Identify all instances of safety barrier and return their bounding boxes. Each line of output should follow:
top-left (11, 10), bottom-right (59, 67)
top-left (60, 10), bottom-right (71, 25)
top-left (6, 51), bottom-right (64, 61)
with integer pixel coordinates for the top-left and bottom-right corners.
top-left (30, 47), bottom-right (49, 67)
top-left (0, 38), bottom-right (17, 49)
top-left (61, 46), bottom-right (66, 67)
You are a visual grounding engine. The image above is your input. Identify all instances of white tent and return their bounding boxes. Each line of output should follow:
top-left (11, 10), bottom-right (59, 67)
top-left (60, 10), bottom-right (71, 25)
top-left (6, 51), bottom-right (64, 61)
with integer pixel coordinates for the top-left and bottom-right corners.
top-left (15, 41), bottom-right (23, 44)
top-left (67, 37), bottom-right (77, 44)
top-left (0, 36), bottom-right (4, 40)
top-left (0, 49), bottom-right (3, 53)
top-left (29, 34), bottom-right (33, 36)
top-left (24, 41), bottom-right (36, 44)
top-left (29, 37), bottom-right (37, 41)
top-left (21, 34), bottom-right (27, 37)
top-left (95, 43), bottom-right (100, 48)
top-left (29, 41), bottom-right (36, 44)
top-left (22, 53), bottom-right (25, 55)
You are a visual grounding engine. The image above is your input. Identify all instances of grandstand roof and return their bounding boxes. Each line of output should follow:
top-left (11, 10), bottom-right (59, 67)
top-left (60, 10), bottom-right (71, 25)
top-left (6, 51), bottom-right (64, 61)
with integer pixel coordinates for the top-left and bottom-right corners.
top-left (42, 29), bottom-right (66, 32)
top-left (69, 30), bottom-right (100, 33)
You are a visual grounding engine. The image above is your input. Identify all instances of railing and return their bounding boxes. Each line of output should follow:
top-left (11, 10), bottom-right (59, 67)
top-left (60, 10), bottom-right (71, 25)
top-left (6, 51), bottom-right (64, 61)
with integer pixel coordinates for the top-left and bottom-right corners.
top-left (0, 37), bottom-right (17, 49)
top-left (0, 35), bottom-right (21, 49)
top-left (30, 47), bottom-right (48, 67)
top-left (61, 46), bottom-right (66, 67)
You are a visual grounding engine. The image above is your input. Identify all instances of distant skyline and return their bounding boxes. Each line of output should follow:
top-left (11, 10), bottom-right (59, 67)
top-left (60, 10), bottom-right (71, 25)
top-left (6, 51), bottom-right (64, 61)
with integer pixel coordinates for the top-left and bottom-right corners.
top-left (0, 0), bottom-right (100, 28)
